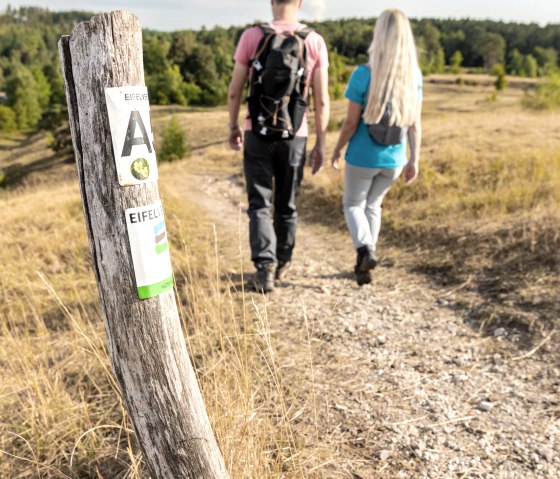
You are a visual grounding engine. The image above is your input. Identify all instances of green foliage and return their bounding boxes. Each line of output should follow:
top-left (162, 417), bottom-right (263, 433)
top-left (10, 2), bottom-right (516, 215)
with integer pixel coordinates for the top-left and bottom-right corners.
top-left (492, 64), bottom-right (507, 91)
top-left (474, 32), bottom-right (506, 71)
top-left (508, 48), bottom-right (524, 76)
top-left (328, 51), bottom-right (350, 100)
top-left (1, 6), bottom-right (560, 131)
top-left (534, 47), bottom-right (558, 76)
top-left (6, 65), bottom-right (43, 128)
top-left (158, 116), bottom-right (189, 161)
top-left (523, 74), bottom-right (560, 109)
top-left (414, 21), bottom-right (445, 74)
top-left (147, 65), bottom-right (197, 106)
top-left (0, 105), bottom-right (16, 131)
top-left (450, 50), bottom-right (463, 73)
top-left (521, 54), bottom-right (538, 78)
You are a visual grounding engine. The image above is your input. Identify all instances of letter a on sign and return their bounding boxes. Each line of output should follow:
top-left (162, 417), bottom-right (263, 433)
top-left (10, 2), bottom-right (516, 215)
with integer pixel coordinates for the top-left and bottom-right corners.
top-left (105, 86), bottom-right (158, 186)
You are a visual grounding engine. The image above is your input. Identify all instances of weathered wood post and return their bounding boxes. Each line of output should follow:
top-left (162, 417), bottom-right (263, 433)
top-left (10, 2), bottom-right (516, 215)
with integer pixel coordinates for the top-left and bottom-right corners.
top-left (58, 11), bottom-right (229, 479)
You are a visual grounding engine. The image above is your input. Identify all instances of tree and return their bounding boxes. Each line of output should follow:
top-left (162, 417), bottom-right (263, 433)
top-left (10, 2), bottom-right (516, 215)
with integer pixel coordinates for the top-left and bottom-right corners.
top-left (414, 21), bottom-right (445, 74)
top-left (521, 54), bottom-right (538, 78)
top-left (492, 64), bottom-right (507, 91)
top-left (508, 48), bottom-right (524, 76)
top-left (0, 105), bottom-right (17, 131)
top-left (474, 32), bottom-right (506, 71)
top-left (533, 46), bottom-right (558, 76)
top-left (6, 65), bottom-right (43, 128)
top-left (158, 116), bottom-right (189, 161)
top-left (450, 50), bottom-right (463, 73)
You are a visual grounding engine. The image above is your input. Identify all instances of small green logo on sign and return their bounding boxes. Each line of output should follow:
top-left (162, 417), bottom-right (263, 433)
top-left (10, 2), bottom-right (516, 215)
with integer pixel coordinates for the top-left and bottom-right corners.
top-left (131, 158), bottom-right (150, 180)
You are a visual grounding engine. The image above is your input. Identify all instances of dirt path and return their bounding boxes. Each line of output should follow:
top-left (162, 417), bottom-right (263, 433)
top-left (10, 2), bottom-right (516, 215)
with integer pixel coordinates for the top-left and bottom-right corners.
top-left (162, 162), bottom-right (558, 479)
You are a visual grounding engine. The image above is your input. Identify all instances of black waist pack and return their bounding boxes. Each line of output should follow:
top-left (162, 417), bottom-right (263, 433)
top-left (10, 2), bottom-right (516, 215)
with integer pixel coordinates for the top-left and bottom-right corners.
top-left (367, 101), bottom-right (407, 146)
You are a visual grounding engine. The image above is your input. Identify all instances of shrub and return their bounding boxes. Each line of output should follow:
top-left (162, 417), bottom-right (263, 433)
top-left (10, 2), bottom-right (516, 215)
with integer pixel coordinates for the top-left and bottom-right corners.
top-left (492, 64), bottom-right (507, 91)
top-left (158, 116), bottom-right (189, 161)
top-left (523, 74), bottom-right (560, 109)
top-left (0, 105), bottom-right (17, 131)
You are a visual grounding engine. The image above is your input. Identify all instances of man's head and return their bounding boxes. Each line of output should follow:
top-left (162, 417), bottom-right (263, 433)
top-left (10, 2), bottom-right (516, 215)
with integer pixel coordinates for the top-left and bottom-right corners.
top-left (272, 0), bottom-right (301, 5)
top-left (271, 0), bottom-right (302, 21)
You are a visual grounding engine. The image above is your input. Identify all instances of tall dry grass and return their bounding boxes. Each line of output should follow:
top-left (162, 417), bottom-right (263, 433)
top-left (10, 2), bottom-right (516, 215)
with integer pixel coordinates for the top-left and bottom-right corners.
top-left (0, 167), bottom-right (329, 477)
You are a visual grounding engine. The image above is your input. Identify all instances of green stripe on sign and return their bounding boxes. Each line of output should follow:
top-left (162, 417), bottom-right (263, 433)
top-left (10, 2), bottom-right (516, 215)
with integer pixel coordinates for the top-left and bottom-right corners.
top-left (137, 275), bottom-right (174, 299)
top-left (155, 242), bottom-right (169, 254)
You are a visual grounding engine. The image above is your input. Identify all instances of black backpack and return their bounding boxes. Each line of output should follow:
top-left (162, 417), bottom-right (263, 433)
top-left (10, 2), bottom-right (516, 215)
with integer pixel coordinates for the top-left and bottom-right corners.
top-left (363, 65), bottom-right (408, 146)
top-left (367, 101), bottom-right (408, 146)
top-left (247, 24), bottom-right (312, 142)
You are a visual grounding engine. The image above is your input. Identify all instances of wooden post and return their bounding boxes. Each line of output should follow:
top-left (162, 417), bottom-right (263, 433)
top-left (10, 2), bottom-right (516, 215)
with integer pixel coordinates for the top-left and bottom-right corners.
top-left (58, 11), bottom-right (229, 479)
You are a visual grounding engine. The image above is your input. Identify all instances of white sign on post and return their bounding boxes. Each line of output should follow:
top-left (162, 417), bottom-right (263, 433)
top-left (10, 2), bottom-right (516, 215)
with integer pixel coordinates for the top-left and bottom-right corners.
top-left (125, 200), bottom-right (174, 299)
top-left (105, 86), bottom-right (158, 186)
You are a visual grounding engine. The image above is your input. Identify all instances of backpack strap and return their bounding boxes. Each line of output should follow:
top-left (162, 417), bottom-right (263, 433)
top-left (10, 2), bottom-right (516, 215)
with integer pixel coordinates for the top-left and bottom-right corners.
top-left (295, 26), bottom-right (313, 41)
top-left (257, 23), bottom-right (276, 36)
top-left (253, 23), bottom-right (276, 63)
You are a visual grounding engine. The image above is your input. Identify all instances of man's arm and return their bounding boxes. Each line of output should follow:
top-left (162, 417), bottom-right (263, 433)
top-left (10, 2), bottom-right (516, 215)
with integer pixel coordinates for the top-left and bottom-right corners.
top-left (309, 66), bottom-right (330, 175)
top-left (227, 61), bottom-right (249, 150)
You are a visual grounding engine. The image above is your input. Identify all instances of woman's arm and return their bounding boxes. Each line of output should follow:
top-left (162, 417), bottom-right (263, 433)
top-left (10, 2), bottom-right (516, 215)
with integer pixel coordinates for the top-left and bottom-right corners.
top-left (331, 100), bottom-right (362, 169)
top-left (404, 104), bottom-right (422, 184)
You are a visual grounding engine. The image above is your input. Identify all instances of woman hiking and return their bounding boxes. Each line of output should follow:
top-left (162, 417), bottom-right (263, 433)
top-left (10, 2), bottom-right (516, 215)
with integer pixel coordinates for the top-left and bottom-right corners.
top-left (331, 8), bottom-right (423, 285)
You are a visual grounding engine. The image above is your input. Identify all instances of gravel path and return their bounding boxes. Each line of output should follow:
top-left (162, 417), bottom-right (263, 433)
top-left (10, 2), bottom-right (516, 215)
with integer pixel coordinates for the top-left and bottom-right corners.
top-left (163, 164), bottom-right (559, 479)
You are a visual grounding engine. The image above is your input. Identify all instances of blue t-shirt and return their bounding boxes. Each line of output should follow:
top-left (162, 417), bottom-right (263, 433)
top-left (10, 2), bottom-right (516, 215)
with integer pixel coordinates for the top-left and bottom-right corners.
top-left (344, 65), bottom-right (423, 169)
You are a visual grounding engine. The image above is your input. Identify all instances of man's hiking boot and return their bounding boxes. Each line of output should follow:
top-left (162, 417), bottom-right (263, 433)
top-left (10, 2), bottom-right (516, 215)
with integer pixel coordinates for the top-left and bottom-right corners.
top-left (275, 259), bottom-right (292, 281)
top-left (254, 263), bottom-right (275, 293)
top-left (355, 245), bottom-right (378, 286)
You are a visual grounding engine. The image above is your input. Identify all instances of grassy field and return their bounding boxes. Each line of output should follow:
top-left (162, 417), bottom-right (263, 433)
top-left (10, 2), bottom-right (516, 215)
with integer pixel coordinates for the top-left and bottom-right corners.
top-left (305, 79), bottom-right (559, 335)
top-left (1, 77), bottom-right (559, 477)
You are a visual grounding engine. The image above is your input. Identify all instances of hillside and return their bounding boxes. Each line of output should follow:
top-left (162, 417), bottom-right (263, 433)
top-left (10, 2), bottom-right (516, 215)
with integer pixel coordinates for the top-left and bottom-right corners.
top-left (1, 78), bottom-right (558, 477)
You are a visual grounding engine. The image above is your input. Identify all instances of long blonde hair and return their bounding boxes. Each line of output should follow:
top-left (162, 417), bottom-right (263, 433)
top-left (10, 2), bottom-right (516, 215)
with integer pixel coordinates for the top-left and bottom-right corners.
top-left (363, 9), bottom-right (419, 127)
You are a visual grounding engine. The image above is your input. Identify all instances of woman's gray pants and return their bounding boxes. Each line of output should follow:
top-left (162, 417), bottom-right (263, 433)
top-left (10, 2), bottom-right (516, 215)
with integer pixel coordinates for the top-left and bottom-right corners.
top-left (343, 163), bottom-right (404, 252)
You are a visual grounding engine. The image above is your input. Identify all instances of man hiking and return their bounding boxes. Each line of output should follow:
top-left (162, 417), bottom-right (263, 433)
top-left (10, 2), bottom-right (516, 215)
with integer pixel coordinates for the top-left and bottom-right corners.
top-left (227, 0), bottom-right (330, 293)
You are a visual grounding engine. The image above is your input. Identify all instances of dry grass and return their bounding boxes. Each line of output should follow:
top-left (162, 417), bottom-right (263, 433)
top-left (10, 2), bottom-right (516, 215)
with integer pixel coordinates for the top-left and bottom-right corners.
top-left (0, 157), bottom-right (329, 477)
top-left (303, 80), bottom-right (560, 335)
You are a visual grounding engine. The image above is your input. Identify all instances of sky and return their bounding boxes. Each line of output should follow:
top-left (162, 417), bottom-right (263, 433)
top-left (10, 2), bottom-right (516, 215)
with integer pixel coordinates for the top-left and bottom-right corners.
top-left (4, 0), bottom-right (560, 31)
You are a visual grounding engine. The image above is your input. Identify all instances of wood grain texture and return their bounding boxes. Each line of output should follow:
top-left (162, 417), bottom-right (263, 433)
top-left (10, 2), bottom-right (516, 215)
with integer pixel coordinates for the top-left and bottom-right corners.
top-left (58, 11), bottom-right (229, 479)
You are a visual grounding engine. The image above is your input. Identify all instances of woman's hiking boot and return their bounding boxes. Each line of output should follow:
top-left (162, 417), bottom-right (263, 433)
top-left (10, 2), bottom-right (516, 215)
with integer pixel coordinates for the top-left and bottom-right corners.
top-left (355, 245), bottom-right (377, 285)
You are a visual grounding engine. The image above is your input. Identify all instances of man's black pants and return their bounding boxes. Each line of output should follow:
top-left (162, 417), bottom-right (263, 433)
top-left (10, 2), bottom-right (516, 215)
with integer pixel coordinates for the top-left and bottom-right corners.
top-left (243, 132), bottom-right (307, 268)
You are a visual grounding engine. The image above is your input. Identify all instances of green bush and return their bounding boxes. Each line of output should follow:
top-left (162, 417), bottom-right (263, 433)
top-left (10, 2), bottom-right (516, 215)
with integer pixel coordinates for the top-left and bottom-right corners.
top-left (0, 105), bottom-right (17, 131)
top-left (523, 74), bottom-right (560, 110)
top-left (492, 64), bottom-right (507, 91)
top-left (158, 116), bottom-right (189, 162)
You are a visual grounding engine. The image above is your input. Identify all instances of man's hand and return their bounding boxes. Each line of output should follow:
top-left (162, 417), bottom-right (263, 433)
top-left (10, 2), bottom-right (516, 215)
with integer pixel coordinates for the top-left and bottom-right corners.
top-left (404, 159), bottom-right (419, 185)
top-left (228, 125), bottom-right (243, 151)
top-left (309, 143), bottom-right (325, 175)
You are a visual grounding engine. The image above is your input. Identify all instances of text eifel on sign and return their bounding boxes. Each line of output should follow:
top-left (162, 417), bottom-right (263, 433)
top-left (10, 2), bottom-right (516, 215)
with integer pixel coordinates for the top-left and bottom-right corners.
top-left (105, 86), bottom-right (158, 186)
top-left (125, 200), bottom-right (174, 299)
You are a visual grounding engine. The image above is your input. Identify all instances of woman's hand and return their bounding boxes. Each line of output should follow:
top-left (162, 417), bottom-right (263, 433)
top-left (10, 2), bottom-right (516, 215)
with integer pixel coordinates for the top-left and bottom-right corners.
top-left (331, 149), bottom-right (342, 170)
top-left (404, 159), bottom-right (419, 185)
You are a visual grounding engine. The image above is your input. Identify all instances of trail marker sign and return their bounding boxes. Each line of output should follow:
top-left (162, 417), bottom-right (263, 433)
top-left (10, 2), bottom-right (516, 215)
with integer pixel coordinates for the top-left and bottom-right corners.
top-left (125, 200), bottom-right (174, 299)
top-left (105, 86), bottom-right (158, 186)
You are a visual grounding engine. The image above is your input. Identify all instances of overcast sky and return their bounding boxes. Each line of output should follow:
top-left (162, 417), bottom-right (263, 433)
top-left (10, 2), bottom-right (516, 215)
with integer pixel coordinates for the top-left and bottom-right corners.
top-left (4, 1), bottom-right (559, 31)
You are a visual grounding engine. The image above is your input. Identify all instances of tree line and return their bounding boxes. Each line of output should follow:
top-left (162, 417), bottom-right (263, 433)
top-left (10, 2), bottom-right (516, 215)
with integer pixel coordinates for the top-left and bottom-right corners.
top-left (0, 7), bottom-right (558, 132)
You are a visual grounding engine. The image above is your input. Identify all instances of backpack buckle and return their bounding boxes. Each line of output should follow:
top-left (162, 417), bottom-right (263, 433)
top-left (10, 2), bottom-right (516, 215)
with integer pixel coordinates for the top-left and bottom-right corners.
top-left (252, 59), bottom-right (263, 71)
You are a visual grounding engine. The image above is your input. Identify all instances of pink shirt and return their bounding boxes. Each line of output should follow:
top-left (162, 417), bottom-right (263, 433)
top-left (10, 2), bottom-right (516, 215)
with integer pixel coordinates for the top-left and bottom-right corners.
top-left (234, 21), bottom-right (329, 137)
